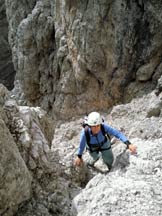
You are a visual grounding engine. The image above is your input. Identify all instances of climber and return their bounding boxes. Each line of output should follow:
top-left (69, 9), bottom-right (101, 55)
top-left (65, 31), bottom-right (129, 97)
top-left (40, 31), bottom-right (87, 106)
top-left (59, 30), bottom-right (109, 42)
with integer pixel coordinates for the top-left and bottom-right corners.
top-left (74, 111), bottom-right (137, 171)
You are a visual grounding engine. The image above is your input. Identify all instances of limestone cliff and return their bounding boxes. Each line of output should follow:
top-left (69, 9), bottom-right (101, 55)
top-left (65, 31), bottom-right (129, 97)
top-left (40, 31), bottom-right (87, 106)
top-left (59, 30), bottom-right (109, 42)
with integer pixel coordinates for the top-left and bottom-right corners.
top-left (1, 1), bottom-right (162, 216)
top-left (4, 0), bottom-right (162, 120)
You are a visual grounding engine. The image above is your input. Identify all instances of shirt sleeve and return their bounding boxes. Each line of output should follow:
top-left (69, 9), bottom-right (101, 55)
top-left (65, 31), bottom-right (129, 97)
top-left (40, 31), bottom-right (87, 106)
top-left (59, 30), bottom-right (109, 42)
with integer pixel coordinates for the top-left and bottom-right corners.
top-left (103, 123), bottom-right (129, 143)
top-left (77, 128), bottom-right (87, 156)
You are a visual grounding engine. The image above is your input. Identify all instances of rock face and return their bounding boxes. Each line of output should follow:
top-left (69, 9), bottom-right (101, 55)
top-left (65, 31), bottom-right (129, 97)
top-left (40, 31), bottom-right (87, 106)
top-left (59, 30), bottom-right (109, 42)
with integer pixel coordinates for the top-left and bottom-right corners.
top-left (0, 86), bottom-right (162, 216)
top-left (1, 0), bottom-right (162, 215)
top-left (0, 0), bottom-right (15, 90)
top-left (73, 138), bottom-right (162, 216)
top-left (0, 108), bottom-right (32, 216)
top-left (72, 92), bottom-right (162, 216)
top-left (50, 90), bottom-right (162, 216)
top-left (0, 84), bottom-right (76, 216)
top-left (4, 0), bottom-right (162, 119)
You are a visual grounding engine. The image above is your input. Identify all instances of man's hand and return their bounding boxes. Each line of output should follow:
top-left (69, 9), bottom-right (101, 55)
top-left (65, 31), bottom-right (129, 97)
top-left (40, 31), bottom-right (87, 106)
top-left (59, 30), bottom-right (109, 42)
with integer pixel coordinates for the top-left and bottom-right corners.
top-left (128, 144), bottom-right (137, 154)
top-left (74, 156), bottom-right (84, 166)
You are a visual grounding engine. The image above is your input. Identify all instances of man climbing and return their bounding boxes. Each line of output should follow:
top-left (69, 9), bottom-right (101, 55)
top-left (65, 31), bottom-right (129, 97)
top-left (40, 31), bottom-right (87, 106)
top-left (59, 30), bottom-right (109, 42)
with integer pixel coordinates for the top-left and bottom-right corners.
top-left (74, 111), bottom-right (136, 171)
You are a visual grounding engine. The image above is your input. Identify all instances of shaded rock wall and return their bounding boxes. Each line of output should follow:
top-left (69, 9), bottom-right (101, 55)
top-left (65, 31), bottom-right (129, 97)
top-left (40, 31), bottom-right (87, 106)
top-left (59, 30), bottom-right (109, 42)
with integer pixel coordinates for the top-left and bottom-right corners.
top-left (5, 0), bottom-right (162, 119)
top-left (0, 0), bottom-right (15, 90)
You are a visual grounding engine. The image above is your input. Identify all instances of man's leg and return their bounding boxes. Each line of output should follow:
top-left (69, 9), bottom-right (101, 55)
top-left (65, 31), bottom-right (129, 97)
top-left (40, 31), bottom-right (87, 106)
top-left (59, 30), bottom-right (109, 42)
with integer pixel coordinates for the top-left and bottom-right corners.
top-left (101, 148), bottom-right (114, 170)
top-left (87, 151), bottom-right (100, 166)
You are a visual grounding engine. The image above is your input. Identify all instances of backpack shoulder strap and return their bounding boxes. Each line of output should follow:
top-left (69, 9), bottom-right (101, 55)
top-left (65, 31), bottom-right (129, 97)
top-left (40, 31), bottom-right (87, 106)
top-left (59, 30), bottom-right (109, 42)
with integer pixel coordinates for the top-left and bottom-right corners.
top-left (101, 124), bottom-right (111, 140)
top-left (85, 124), bottom-right (111, 146)
top-left (101, 124), bottom-right (105, 135)
top-left (84, 126), bottom-right (90, 146)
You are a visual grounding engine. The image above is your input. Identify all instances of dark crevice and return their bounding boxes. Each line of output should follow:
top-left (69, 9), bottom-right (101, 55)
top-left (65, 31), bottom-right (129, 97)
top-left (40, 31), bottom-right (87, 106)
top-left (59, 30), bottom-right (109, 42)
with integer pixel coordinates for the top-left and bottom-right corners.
top-left (135, 0), bottom-right (145, 12)
top-left (86, 69), bottom-right (104, 88)
top-left (151, 58), bottom-right (162, 80)
top-left (84, 0), bottom-right (89, 11)
top-left (97, 79), bottom-right (104, 88)
top-left (110, 67), bottom-right (118, 79)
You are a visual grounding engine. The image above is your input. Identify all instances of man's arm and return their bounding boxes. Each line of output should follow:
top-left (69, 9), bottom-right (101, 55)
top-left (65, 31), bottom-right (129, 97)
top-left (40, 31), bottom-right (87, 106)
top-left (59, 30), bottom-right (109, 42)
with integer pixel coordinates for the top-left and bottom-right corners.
top-left (74, 129), bottom-right (87, 166)
top-left (104, 124), bottom-right (137, 153)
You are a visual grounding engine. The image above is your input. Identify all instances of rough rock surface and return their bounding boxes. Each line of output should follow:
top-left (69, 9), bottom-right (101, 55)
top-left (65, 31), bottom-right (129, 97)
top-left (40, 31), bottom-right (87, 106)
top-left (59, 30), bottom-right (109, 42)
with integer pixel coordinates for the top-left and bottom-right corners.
top-left (0, 82), bottom-right (162, 216)
top-left (0, 84), bottom-right (77, 216)
top-left (0, 118), bottom-right (32, 216)
top-left (4, 0), bottom-right (162, 119)
top-left (0, 86), bottom-right (32, 216)
top-left (73, 138), bottom-right (162, 216)
top-left (51, 90), bottom-right (162, 216)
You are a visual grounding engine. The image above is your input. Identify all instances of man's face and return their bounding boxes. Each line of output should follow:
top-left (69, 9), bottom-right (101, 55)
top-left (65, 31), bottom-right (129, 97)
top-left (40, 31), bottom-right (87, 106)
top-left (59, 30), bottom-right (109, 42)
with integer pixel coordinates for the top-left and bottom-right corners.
top-left (90, 125), bottom-right (101, 134)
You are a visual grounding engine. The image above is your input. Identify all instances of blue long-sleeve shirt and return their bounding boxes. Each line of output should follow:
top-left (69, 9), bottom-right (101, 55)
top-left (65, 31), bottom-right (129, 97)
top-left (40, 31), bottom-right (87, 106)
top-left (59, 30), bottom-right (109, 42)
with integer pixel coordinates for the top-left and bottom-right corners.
top-left (77, 123), bottom-right (130, 156)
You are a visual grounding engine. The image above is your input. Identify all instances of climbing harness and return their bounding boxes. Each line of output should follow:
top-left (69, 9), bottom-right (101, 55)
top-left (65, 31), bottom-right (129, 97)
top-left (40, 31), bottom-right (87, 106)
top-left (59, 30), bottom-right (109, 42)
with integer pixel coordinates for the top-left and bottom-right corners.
top-left (84, 124), bottom-right (112, 153)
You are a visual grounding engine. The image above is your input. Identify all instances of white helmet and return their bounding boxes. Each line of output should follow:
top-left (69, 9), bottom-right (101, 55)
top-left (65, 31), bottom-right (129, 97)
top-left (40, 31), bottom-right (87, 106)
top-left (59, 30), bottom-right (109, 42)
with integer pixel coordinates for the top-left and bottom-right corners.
top-left (87, 112), bottom-right (102, 126)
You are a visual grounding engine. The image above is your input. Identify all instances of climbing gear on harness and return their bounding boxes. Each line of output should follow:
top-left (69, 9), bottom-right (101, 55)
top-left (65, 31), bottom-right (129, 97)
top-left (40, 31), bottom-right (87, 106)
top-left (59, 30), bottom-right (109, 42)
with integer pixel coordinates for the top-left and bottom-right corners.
top-left (84, 124), bottom-right (111, 153)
